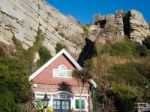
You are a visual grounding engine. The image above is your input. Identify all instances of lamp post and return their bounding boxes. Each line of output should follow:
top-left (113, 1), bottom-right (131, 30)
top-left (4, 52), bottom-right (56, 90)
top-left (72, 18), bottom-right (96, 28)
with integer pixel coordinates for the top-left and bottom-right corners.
top-left (42, 93), bottom-right (50, 112)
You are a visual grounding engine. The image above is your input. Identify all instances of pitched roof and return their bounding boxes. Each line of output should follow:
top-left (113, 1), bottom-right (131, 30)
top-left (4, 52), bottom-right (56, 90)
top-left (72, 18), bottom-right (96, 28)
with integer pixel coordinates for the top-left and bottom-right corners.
top-left (29, 49), bottom-right (82, 81)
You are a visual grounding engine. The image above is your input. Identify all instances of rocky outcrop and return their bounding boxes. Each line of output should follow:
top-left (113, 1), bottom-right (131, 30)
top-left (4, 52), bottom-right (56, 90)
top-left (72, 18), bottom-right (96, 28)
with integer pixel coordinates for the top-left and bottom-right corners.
top-left (0, 0), bottom-right (84, 57)
top-left (94, 10), bottom-right (150, 44)
top-left (94, 10), bottom-right (124, 39)
top-left (129, 10), bottom-right (150, 44)
top-left (0, 41), bottom-right (14, 57)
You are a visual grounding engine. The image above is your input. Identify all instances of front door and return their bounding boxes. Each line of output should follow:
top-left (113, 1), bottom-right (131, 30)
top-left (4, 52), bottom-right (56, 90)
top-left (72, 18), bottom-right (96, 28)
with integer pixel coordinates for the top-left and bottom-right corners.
top-left (53, 99), bottom-right (70, 112)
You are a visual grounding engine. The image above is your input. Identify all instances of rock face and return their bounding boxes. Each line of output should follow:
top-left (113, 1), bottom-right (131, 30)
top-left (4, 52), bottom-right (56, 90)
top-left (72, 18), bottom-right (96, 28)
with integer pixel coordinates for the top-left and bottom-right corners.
top-left (0, 41), bottom-right (14, 57)
top-left (0, 0), bottom-right (84, 57)
top-left (94, 10), bottom-right (124, 40)
top-left (129, 10), bottom-right (150, 44)
top-left (94, 10), bottom-right (150, 44)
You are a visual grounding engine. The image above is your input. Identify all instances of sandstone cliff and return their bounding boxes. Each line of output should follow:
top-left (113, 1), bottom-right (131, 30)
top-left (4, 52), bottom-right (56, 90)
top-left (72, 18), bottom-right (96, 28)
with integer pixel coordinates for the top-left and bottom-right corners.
top-left (94, 10), bottom-right (150, 44)
top-left (129, 10), bottom-right (150, 44)
top-left (0, 0), bottom-right (84, 57)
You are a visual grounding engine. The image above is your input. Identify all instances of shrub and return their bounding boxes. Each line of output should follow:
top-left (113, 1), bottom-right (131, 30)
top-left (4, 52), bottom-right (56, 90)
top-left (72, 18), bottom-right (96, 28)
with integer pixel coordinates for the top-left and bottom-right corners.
top-left (47, 106), bottom-right (54, 112)
top-left (110, 38), bottom-right (137, 56)
top-left (0, 27), bottom-right (53, 111)
top-left (109, 62), bottom-right (149, 86)
top-left (96, 44), bottom-right (111, 56)
top-left (12, 32), bottom-right (23, 51)
top-left (35, 27), bottom-right (45, 44)
top-left (81, 25), bottom-right (89, 37)
top-left (0, 90), bottom-right (21, 112)
top-left (113, 84), bottom-right (137, 112)
top-left (38, 46), bottom-right (52, 65)
top-left (137, 61), bottom-right (150, 81)
top-left (55, 42), bottom-right (64, 53)
top-left (0, 57), bottom-right (31, 103)
top-left (36, 101), bottom-right (43, 111)
top-left (96, 38), bottom-right (138, 56)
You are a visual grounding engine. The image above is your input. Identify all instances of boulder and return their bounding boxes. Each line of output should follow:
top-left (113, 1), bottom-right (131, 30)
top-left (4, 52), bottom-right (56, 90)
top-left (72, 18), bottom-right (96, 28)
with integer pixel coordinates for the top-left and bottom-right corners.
top-left (129, 10), bottom-right (150, 44)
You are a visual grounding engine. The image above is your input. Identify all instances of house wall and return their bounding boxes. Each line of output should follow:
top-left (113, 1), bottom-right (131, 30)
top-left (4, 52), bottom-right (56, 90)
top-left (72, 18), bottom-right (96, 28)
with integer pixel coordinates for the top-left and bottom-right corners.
top-left (33, 54), bottom-right (84, 86)
top-left (31, 53), bottom-right (93, 111)
top-left (33, 84), bottom-right (89, 94)
top-left (34, 91), bottom-right (90, 112)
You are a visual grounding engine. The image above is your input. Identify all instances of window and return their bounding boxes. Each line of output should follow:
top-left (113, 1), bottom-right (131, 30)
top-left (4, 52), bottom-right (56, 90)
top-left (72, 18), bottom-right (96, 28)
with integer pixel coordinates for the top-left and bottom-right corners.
top-left (75, 99), bottom-right (85, 109)
top-left (53, 65), bottom-right (72, 78)
top-left (53, 100), bottom-right (61, 109)
top-left (53, 100), bottom-right (70, 110)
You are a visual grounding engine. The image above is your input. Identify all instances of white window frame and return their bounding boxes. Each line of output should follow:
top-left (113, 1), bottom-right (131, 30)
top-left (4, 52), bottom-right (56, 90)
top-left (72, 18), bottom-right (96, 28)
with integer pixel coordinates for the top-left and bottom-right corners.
top-left (53, 65), bottom-right (72, 78)
top-left (74, 98), bottom-right (86, 111)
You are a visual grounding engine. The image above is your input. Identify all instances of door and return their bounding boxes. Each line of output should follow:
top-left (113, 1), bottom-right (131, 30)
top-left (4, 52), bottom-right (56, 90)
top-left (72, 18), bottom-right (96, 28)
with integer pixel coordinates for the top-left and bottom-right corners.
top-left (53, 99), bottom-right (70, 112)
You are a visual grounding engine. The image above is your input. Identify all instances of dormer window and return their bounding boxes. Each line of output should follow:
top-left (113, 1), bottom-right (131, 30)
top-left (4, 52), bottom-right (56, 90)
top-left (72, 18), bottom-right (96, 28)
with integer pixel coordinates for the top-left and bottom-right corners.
top-left (53, 65), bottom-right (72, 78)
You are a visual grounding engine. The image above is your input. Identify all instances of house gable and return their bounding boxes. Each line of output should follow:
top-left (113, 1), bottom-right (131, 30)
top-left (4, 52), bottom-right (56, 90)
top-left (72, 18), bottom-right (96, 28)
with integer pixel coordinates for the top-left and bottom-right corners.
top-left (32, 53), bottom-right (81, 85)
top-left (29, 49), bottom-right (82, 82)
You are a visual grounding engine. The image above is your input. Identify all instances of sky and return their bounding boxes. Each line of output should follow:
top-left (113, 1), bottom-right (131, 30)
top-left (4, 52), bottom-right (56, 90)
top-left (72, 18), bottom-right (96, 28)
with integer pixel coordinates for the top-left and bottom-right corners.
top-left (47, 0), bottom-right (150, 24)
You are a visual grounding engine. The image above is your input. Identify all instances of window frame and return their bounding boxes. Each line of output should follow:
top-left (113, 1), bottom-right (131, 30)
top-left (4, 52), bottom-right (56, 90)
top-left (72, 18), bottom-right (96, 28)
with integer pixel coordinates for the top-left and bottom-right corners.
top-left (53, 65), bottom-right (72, 78)
top-left (75, 99), bottom-right (86, 110)
top-left (53, 99), bottom-right (71, 110)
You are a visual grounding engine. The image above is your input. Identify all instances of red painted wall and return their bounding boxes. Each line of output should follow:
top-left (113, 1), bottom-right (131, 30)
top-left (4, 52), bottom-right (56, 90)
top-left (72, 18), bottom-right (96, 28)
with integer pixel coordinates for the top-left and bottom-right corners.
top-left (32, 54), bottom-right (87, 86)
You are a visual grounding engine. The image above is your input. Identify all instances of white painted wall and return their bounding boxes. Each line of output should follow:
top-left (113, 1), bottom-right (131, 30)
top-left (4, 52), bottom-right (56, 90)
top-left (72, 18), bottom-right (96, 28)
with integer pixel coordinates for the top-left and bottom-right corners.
top-left (34, 91), bottom-right (89, 112)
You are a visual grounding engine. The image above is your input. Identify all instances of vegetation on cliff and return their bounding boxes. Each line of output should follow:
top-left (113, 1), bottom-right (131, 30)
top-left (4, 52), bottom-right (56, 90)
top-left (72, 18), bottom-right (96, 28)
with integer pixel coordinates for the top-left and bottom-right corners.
top-left (84, 36), bottom-right (150, 112)
top-left (0, 28), bottom-right (52, 111)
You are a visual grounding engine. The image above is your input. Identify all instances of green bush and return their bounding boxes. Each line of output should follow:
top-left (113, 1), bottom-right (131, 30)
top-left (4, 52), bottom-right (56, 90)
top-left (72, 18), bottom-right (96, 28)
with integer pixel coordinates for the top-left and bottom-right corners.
top-left (35, 27), bottom-right (45, 44)
top-left (12, 32), bottom-right (23, 51)
top-left (89, 36), bottom-right (150, 111)
top-left (82, 25), bottom-right (89, 36)
top-left (38, 46), bottom-right (52, 65)
top-left (110, 38), bottom-right (138, 56)
top-left (47, 106), bottom-right (54, 112)
top-left (137, 61), bottom-right (150, 81)
top-left (0, 90), bottom-right (21, 112)
top-left (96, 37), bottom-right (149, 57)
top-left (113, 85), bottom-right (137, 112)
top-left (109, 62), bottom-right (149, 86)
top-left (36, 101), bottom-right (43, 111)
top-left (0, 28), bottom-right (50, 111)
top-left (96, 44), bottom-right (111, 56)
top-left (55, 42), bottom-right (64, 53)
top-left (0, 57), bottom-right (31, 103)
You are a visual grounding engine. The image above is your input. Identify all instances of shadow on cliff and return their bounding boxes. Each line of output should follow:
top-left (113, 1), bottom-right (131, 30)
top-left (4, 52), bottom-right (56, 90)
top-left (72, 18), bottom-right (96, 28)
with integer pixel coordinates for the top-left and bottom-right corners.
top-left (78, 38), bottom-right (95, 66)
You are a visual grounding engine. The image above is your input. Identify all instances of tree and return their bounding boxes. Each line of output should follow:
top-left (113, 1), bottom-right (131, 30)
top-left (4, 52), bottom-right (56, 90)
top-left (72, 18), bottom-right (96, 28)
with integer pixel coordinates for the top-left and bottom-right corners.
top-left (0, 90), bottom-right (20, 112)
top-left (73, 68), bottom-right (92, 111)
